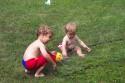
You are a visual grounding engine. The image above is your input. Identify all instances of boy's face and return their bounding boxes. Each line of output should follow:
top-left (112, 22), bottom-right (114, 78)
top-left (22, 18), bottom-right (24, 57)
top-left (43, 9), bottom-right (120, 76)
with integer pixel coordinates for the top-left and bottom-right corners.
top-left (67, 32), bottom-right (75, 39)
top-left (40, 34), bottom-right (52, 44)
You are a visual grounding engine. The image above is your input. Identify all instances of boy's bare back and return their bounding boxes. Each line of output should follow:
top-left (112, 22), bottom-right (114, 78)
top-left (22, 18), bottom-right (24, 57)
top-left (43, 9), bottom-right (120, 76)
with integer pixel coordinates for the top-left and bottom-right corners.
top-left (23, 39), bottom-right (46, 61)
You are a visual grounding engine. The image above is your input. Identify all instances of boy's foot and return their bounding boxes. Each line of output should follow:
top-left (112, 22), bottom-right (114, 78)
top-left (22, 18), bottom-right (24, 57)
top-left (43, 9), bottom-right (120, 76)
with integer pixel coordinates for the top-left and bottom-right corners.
top-left (35, 73), bottom-right (45, 78)
top-left (25, 69), bottom-right (28, 73)
top-left (79, 54), bottom-right (85, 58)
top-left (25, 69), bottom-right (31, 74)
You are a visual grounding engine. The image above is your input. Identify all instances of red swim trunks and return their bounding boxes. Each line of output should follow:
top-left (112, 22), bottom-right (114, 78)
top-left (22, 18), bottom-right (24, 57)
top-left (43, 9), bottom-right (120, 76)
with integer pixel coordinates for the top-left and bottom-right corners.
top-left (22, 55), bottom-right (47, 71)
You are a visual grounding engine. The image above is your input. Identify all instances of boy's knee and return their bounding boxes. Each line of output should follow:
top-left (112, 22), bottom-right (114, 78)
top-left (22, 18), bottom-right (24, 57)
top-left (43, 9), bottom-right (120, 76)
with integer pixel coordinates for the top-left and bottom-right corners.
top-left (75, 46), bottom-right (81, 52)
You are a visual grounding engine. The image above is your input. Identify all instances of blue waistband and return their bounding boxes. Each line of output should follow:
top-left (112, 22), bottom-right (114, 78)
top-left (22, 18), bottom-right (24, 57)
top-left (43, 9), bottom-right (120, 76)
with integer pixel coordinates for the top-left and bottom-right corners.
top-left (22, 59), bottom-right (26, 69)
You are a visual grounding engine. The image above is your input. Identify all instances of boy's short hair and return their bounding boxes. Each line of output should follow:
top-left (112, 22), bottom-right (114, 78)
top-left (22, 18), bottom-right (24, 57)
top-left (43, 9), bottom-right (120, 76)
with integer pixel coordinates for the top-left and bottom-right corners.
top-left (64, 22), bottom-right (77, 33)
top-left (36, 25), bottom-right (53, 37)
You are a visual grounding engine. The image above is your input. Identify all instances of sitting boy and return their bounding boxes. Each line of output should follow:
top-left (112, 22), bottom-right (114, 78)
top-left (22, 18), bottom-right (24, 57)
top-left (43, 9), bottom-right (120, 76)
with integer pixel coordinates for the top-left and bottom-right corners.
top-left (58, 22), bottom-right (91, 59)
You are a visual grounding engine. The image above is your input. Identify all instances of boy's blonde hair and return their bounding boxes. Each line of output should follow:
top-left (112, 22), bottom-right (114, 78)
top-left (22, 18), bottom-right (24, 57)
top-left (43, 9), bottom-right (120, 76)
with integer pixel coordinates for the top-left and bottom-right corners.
top-left (64, 22), bottom-right (77, 33)
top-left (36, 25), bottom-right (53, 37)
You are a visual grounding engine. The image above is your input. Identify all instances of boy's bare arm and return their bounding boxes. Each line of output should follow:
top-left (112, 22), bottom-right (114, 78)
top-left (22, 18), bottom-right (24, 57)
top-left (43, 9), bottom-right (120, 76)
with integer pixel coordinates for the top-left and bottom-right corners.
top-left (44, 52), bottom-right (56, 69)
top-left (39, 46), bottom-right (56, 66)
top-left (62, 40), bottom-right (67, 56)
top-left (76, 36), bottom-right (91, 52)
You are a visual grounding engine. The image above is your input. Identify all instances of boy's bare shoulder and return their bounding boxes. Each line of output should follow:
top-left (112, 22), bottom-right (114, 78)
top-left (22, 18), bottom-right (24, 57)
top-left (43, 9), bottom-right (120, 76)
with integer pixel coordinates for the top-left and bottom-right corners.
top-left (30, 39), bottom-right (44, 48)
top-left (63, 35), bottom-right (68, 40)
top-left (35, 39), bottom-right (44, 46)
top-left (75, 35), bottom-right (80, 39)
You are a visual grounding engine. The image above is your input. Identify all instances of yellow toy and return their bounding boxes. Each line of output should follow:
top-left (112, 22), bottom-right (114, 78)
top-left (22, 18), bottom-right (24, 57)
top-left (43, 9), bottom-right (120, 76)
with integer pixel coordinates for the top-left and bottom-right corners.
top-left (50, 51), bottom-right (63, 62)
top-left (55, 52), bottom-right (63, 62)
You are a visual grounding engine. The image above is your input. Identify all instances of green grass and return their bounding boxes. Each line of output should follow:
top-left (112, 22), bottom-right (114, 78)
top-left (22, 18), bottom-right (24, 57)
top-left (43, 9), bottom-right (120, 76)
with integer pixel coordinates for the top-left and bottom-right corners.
top-left (0, 0), bottom-right (125, 83)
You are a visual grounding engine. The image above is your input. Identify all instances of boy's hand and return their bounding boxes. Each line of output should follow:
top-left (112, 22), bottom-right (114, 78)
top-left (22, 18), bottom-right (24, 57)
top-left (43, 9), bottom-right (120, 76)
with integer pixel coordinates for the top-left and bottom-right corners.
top-left (87, 48), bottom-right (91, 52)
top-left (85, 47), bottom-right (91, 52)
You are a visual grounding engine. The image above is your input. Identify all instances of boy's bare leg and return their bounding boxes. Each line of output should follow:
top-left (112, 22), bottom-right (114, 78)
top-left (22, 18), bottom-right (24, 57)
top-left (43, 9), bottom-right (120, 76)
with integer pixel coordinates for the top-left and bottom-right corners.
top-left (35, 65), bottom-right (46, 78)
top-left (75, 46), bottom-right (85, 58)
top-left (25, 69), bottom-right (31, 74)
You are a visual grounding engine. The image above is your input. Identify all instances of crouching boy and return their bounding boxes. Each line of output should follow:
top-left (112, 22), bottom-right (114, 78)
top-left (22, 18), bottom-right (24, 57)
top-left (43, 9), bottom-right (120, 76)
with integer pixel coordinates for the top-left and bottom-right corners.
top-left (22, 25), bottom-right (57, 77)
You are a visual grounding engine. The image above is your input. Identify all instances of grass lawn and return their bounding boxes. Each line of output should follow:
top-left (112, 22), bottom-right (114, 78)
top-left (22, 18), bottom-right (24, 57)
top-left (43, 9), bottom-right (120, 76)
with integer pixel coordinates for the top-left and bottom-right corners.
top-left (0, 0), bottom-right (125, 83)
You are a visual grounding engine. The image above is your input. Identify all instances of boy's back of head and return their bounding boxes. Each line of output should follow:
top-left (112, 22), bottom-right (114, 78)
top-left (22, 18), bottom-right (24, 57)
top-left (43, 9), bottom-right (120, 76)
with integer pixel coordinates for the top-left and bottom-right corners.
top-left (36, 25), bottom-right (53, 37)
